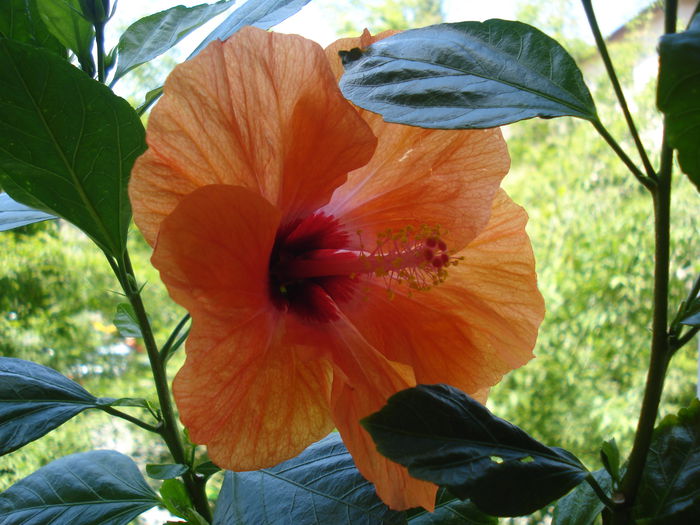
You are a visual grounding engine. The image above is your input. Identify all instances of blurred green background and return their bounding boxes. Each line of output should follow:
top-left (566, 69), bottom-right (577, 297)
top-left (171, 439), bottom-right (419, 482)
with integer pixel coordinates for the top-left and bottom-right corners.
top-left (1, 0), bottom-right (698, 523)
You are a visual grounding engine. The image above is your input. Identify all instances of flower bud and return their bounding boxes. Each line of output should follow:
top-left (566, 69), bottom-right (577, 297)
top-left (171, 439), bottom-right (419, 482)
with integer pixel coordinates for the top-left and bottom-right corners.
top-left (78, 0), bottom-right (110, 25)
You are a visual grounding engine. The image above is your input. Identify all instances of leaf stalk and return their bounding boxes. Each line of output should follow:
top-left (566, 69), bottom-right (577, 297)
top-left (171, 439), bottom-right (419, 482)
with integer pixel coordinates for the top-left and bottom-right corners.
top-left (581, 0), bottom-right (657, 181)
top-left (116, 251), bottom-right (212, 522)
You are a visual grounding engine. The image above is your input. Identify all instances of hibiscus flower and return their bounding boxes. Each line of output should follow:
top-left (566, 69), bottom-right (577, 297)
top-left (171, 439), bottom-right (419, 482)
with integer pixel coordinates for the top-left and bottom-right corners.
top-left (129, 26), bottom-right (544, 511)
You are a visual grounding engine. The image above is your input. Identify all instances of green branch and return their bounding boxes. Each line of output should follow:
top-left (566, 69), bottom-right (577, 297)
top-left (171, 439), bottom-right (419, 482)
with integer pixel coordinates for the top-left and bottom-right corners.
top-left (99, 405), bottom-right (160, 433)
top-left (115, 251), bottom-right (212, 522)
top-left (591, 120), bottom-right (654, 190)
top-left (582, 0), bottom-right (657, 181)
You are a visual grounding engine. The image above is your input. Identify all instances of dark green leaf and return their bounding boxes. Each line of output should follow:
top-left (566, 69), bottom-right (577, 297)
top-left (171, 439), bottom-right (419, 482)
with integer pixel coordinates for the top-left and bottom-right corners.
top-left (0, 357), bottom-right (103, 455)
top-left (0, 450), bottom-right (159, 524)
top-left (0, 38), bottom-right (146, 256)
top-left (634, 399), bottom-right (700, 524)
top-left (406, 488), bottom-right (496, 525)
top-left (212, 432), bottom-right (404, 524)
top-left (35, 0), bottom-right (94, 75)
top-left (340, 20), bottom-right (597, 129)
top-left (658, 14), bottom-right (700, 190)
top-left (112, 0), bottom-right (234, 84)
top-left (600, 438), bottom-right (621, 484)
top-left (147, 463), bottom-right (189, 480)
top-left (114, 303), bottom-right (142, 338)
top-left (0, 191), bottom-right (55, 231)
top-left (362, 384), bottom-right (589, 517)
top-left (680, 298), bottom-right (700, 326)
top-left (553, 469), bottom-right (611, 525)
top-left (160, 478), bottom-right (190, 516)
top-left (140, 0), bottom-right (312, 113)
top-left (189, 0), bottom-right (312, 58)
top-left (194, 461), bottom-right (221, 480)
top-left (0, 0), bottom-right (65, 57)
top-left (137, 85), bottom-right (164, 115)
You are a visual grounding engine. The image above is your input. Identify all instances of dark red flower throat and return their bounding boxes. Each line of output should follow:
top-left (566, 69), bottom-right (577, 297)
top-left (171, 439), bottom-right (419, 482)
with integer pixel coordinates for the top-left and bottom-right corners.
top-left (269, 213), bottom-right (355, 323)
top-left (268, 212), bottom-right (454, 323)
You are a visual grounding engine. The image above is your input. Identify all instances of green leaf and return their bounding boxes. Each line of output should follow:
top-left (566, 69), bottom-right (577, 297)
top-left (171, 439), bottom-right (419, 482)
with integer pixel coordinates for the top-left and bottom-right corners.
top-left (139, 0), bottom-right (312, 113)
top-left (147, 463), bottom-right (189, 480)
top-left (112, 0), bottom-right (235, 84)
top-left (633, 399), bottom-right (700, 524)
top-left (114, 303), bottom-right (142, 338)
top-left (35, 0), bottom-right (94, 76)
top-left (362, 384), bottom-right (589, 517)
top-left (553, 469), bottom-right (612, 525)
top-left (340, 20), bottom-right (597, 129)
top-left (658, 13), bottom-right (700, 190)
top-left (0, 191), bottom-right (55, 231)
top-left (188, 0), bottom-right (312, 58)
top-left (160, 479), bottom-right (196, 520)
top-left (212, 432), bottom-right (405, 524)
top-left (0, 357), bottom-right (105, 455)
top-left (0, 450), bottom-right (159, 524)
top-left (680, 298), bottom-right (700, 326)
top-left (194, 460), bottom-right (221, 480)
top-left (600, 438), bottom-right (621, 485)
top-left (0, 38), bottom-right (146, 257)
top-left (406, 488), bottom-right (496, 525)
top-left (0, 0), bottom-right (66, 57)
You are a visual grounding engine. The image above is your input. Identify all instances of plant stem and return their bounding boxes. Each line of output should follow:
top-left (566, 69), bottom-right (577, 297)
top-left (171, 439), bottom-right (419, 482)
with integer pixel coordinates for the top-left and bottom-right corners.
top-left (95, 21), bottom-right (106, 83)
top-left (586, 473), bottom-right (616, 509)
top-left (591, 120), bottom-right (654, 190)
top-left (612, 130), bottom-right (673, 524)
top-left (118, 251), bottom-right (212, 521)
top-left (581, 0), bottom-right (656, 181)
top-left (99, 405), bottom-right (160, 433)
top-left (159, 313), bottom-right (191, 362)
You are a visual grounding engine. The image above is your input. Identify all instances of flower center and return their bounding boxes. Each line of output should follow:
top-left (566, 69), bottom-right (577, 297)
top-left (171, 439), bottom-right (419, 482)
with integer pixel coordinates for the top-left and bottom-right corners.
top-left (268, 213), bottom-right (454, 322)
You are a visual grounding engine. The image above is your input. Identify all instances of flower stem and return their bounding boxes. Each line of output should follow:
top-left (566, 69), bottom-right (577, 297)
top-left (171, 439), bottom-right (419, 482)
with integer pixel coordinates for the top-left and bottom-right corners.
top-left (117, 250), bottom-right (212, 522)
top-left (581, 0), bottom-right (656, 181)
top-left (609, 4), bottom-right (678, 522)
top-left (95, 21), bottom-right (106, 83)
top-left (611, 131), bottom-right (673, 525)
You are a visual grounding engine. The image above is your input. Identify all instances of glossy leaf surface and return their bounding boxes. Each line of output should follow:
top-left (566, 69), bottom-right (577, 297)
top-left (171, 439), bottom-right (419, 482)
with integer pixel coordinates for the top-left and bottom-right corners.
top-left (363, 384), bottom-right (589, 516)
top-left (0, 357), bottom-right (107, 455)
top-left (0, 38), bottom-right (145, 256)
top-left (212, 432), bottom-right (404, 524)
top-left (553, 469), bottom-right (611, 525)
top-left (0, 450), bottom-right (158, 524)
top-left (0, 0), bottom-right (65, 57)
top-left (340, 20), bottom-right (597, 129)
top-left (146, 463), bottom-right (189, 480)
top-left (634, 400), bottom-right (700, 524)
top-left (0, 192), bottom-right (55, 231)
top-left (188, 0), bottom-right (312, 58)
top-left (406, 489), bottom-right (496, 525)
top-left (35, 0), bottom-right (94, 75)
top-left (112, 0), bottom-right (234, 83)
top-left (658, 14), bottom-right (700, 190)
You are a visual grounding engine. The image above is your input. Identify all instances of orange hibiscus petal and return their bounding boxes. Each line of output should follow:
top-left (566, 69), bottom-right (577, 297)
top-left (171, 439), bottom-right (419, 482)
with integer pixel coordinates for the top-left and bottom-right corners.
top-left (324, 316), bottom-right (437, 511)
top-left (323, 32), bottom-right (509, 252)
top-left (152, 184), bottom-right (334, 468)
top-left (174, 320), bottom-right (334, 470)
top-left (151, 185), bottom-right (280, 317)
top-left (130, 26), bottom-right (377, 245)
top-left (342, 190), bottom-right (544, 395)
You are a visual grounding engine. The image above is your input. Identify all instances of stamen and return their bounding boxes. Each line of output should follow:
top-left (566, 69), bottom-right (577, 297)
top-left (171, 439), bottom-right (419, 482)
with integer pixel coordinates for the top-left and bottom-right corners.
top-left (284, 225), bottom-right (457, 292)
